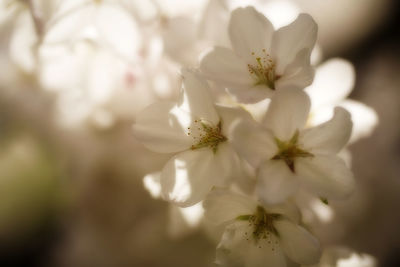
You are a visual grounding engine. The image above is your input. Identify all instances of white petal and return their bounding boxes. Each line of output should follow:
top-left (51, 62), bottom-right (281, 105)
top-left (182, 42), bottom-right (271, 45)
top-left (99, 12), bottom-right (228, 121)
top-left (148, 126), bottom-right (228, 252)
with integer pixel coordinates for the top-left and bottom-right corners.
top-left (264, 201), bottom-right (301, 224)
top-left (232, 158), bottom-right (257, 195)
top-left (178, 69), bottom-right (220, 125)
top-left (143, 172), bottom-right (162, 199)
top-left (215, 105), bottom-right (253, 137)
top-left (339, 148), bottom-right (352, 168)
top-left (257, 160), bottom-right (299, 205)
top-left (339, 100), bottom-right (378, 143)
top-left (43, 5), bottom-right (91, 44)
top-left (300, 107), bottom-right (352, 154)
top-left (95, 5), bottom-right (142, 60)
top-left (161, 143), bottom-right (237, 207)
top-left (200, 46), bottom-right (254, 90)
top-left (275, 48), bottom-right (315, 90)
top-left (272, 13), bottom-right (317, 74)
top-left (305, 58), bottom-right (355, 110)
top-left (241, 98), bottom-right (271, 123)
top-left (263, 89), bottom-right (310, 141)
top-left (231, 119), bottom-right (277, 168)
top-left (203, 189), bottom-right (256, 225)
top-left (198, 0), bottom-right (230, 47)
top-left (228, 84), bottom-right (275, 104)
top-left (133, 102), bottom-right (192, 153)
top-left (296, 155), bottom-right (355, 199)
top-left (216, 222), bottom-right (287, 267)
top-left (178, 202), bottom-right (204, 227)
top-left (229, 7), bottom-right (274, 63)
top-left (274, 219), bottom-right (321, 265)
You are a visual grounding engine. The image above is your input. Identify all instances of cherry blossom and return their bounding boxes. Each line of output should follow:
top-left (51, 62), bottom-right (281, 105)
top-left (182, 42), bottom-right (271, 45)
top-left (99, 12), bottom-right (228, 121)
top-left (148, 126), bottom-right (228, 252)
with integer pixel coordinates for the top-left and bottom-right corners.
top-left (203, 188), bottom-right (321, 267)
top-left (232, 88), bottom-right (355, 204)
top-left (133, 69), bottom-right (251, 207)
top-left (200, 6), bottom-right (317, 103)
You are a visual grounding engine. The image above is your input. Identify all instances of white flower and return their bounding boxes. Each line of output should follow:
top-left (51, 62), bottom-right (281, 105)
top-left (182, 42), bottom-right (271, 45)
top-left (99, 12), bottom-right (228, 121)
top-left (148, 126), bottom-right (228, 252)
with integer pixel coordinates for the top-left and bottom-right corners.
top-left (203, 188), bottom-right (321, 267)
top-left (200, 6), bottom-right (317, 103)
top-left (43, 0), bottom-right (142, 61)
top-left (232, 88), bottom-right (355, 204)
top-left (133, 69), bottom-right (251, 207)
top-left (305, 58), bottom-right (378, 144)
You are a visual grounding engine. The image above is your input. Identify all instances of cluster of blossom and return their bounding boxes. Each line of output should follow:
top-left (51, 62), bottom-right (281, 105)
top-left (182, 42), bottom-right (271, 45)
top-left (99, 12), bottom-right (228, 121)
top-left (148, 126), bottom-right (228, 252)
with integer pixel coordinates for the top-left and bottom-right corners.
top-left (1, 0), bottom-right (379, 266)
top-left (134, 6), bottom-right (378, 267)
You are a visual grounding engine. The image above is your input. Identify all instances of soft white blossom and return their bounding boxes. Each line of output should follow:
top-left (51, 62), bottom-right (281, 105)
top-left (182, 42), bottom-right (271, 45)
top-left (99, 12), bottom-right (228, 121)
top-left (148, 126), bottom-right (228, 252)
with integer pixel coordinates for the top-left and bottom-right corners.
top-left (203, 188), bottom-right (321, 267)
top-left (232, 89), bottom-right (355, 204)
top-left (200, 6), bottom-right (317, 103)
top-left (133, 69), bottom-right (251, 207)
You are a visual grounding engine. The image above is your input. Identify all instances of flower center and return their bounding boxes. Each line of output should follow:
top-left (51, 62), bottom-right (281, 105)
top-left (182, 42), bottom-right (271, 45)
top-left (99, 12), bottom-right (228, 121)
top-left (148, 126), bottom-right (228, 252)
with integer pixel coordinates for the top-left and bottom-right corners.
top-left (247, 49), bottom-right (280, 89)
top-left (271, 130), bottom-right (314, 172)
top-left (237, 206), bottom-right (281, 244)
top-left (187, 120), bottom-right (227, 153)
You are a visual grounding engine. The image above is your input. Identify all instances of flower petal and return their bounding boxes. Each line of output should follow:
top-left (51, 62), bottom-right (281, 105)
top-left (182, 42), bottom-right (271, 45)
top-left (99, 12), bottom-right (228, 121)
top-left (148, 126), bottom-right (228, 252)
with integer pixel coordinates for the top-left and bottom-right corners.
top-left (305, 58), bottom-right (355, 110)
top-left (301, 107), bottom-right (352, 154)
top-left (200, 46), bottom-right (254, 90)
top-left (274, 219), bottom-right (321, 265)
top-left (161, 143), bottom-right (237, 207)
top-left (203, 188), bottom-right (256, 225)
top-left (264, 201), bottom-right (301, 224)
top-left (143, 172), bottom-right (162, 199)
top-left (215, 105), bottom-right (253, 137)
top-left (275, 48), bottom-right (315, 90)
top-left (263, 88), bottom-right (310, 141)
top-left (178, 69), bottom-right (220, 125)
top-left (272, 13), bottom-right (317, 74)
top-left (231, 118), bottom-right (277, 168)
top-left (133, 102), bottom-right (192, 153)
top-left (228, 84), bottom-right (275, 104)
top-left (96, 4), bottom-right (142, 60)
top-left (198, 0), bottom-right (230, 47)
top-left (339, 100), bottom-right (378, 144)
top-left (216, 222), bottom-right (287, 267)
top-left (296, 155), bottom-right (355, 199)
top-left (228, 7), bottom-right (274, 62)
top-left (257, 160), bottom-right (299, 205)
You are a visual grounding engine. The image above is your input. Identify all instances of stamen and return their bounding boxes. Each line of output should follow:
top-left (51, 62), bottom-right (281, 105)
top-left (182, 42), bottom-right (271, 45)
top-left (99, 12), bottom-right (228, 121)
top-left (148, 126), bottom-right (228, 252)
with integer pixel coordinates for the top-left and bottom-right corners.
top-left (271, 130), bottom-right (314, 172)
top-left (237, 206), bottom-right (281, 249)
top-left (247, 49), bottom-right (280, 89)
top-left (187, 120), bottom-right (227, 153)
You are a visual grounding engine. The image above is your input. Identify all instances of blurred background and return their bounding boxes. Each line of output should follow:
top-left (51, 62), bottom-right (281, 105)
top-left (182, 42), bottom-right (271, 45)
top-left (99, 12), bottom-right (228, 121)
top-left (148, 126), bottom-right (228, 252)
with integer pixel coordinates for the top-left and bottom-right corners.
top-left (0, 0), bottom-right (399, 266)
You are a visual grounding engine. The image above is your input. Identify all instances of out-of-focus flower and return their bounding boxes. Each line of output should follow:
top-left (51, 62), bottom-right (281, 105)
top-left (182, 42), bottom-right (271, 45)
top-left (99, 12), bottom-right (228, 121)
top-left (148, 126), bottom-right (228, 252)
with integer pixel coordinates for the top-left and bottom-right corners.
top-left (36, 0), bottom-right (180, 128)
top-left (39, 40), bottom-right (162, 128)
top-left (133, 69), bottom-right (250, 207)
top-left (160, 0), bottom-right (230, 67)
top-left (232, 89), bottom-right (355, 204)
top-left (200, 6), bottom-right (317, 103)
top-left (305, 246), bottom-right (377, 267)
top-left (203, 188), bottom-right (321, 267)
top-left (0, 1), bottom-right (37, 86)
top-left (305, 58), bottom-right (378, 144)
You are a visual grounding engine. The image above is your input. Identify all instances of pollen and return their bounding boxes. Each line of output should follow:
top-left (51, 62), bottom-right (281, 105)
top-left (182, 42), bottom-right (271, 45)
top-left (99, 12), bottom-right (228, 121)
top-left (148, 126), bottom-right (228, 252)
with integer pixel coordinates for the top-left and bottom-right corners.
top-left (271, 130), bottom-right (314, 172)
top-left (187, 119), bottom-right (227, 153)
top-left (237, 206), bottom-right (281, 250)
top-left (247, 49), bottom-right (280, 89)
